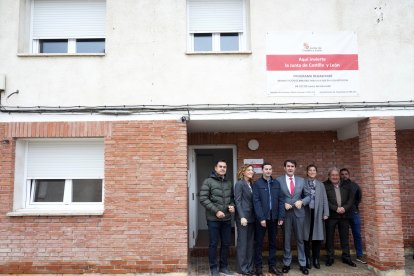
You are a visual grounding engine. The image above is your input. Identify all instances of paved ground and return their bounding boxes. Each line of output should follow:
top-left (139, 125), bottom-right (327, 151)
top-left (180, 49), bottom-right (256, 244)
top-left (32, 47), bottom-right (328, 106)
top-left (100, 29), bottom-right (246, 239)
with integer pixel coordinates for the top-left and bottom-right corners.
top-left (189, 255), bottom-right (414, 276)
top-left (0, 256), bottom-right (412, 275)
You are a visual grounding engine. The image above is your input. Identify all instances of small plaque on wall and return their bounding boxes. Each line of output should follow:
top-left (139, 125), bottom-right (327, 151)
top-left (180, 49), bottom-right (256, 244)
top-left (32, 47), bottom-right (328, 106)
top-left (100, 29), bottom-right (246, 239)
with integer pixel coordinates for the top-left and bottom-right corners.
top-left (244, 159), bottom-right (264, 174)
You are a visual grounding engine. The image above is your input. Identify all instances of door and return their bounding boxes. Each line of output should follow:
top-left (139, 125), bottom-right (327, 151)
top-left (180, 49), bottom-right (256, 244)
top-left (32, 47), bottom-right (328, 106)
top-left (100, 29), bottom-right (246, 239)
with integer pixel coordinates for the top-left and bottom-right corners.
top-left (188, 146), bottom-right (237, 249)
top-left (188, 150), bottom-right (197, 248)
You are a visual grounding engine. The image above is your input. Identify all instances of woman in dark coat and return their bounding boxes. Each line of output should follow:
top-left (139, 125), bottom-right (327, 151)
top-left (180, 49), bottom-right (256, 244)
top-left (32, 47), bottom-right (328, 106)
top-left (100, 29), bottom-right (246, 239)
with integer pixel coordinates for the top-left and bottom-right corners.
top-left (303, 164), bottom-right (329, 269)
top-left (234, 164), bottom-right (255, 275)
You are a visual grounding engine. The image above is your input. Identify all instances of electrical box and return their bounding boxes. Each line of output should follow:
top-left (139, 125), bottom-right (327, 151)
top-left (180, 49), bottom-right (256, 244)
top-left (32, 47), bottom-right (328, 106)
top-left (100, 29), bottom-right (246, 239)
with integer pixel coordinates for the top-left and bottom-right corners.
top-left (0, 74), bottom-right (5, 91)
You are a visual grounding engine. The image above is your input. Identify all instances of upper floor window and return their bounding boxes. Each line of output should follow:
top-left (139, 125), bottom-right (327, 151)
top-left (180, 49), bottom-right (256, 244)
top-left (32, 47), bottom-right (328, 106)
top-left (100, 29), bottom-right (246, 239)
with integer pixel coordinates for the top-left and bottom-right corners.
top-left (187, 0), bottom-right (249, 53)
top-left (30, 0), bottom-right (106, 54)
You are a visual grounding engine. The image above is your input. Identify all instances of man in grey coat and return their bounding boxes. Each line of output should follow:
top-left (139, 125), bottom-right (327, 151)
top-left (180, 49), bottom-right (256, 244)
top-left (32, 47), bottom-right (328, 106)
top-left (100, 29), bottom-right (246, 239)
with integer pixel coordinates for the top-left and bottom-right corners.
top-left (277, 160), bottom-right (310, 275)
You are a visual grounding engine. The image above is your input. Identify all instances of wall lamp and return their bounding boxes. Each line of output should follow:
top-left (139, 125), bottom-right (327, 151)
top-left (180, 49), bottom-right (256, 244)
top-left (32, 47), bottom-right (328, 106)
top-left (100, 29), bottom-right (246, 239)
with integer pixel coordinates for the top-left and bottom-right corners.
top-left (2, 139), bottom-right (10, 145)
top-left (247, 139), bottom-right (259, 151)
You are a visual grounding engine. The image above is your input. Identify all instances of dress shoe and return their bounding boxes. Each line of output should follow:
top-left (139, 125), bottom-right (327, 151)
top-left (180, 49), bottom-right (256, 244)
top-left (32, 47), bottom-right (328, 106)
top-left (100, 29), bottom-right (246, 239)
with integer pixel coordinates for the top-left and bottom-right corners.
top-left (282, 265), bottom-right (290, 273)
top-left (210, 268), bottom-right (220, 276)
top-left (299, 266), bottom-right (309, 275)
top-left (342, 259), bottom-right (357, 267)
top-left (255, 269), bottom-right (263, 276)
top-left (269, 266), bottom-right (282, 276)
top-left (313, 258), bottom-right (320, 269)
top-left (219, 267), bottom-right (234, 275)
top-left (305, 257), bottom-right (312, 269)
top-left (325, 258), bottom-right (334, 266)
top-left (356, 256), bottom-right (367, 264)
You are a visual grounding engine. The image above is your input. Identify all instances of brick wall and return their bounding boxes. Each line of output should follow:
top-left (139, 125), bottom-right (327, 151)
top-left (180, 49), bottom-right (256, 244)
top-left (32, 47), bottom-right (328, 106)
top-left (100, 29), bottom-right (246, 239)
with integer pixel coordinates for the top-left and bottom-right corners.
top-left (0, 123), bottom-right (15, 234)
top-left (189, 128), bottom-right (413, 256)
top-left (1, 120), bottom-right (412, 273)
top-left (397, 130), bottom-right (414, 248)
top-left (189, 131), bottom-right (361, 178)
top-left (189, 131), bottom-right (364, 250)
top-left (0, 120), bottom-right (188, 274)
top-left (358, 117), bottom-right (404, 270)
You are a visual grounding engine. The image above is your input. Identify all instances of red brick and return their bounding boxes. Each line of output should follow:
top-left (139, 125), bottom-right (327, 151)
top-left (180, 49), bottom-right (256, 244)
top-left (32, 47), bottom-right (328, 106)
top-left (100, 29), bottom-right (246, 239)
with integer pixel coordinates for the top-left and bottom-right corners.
top-left (0, 120), bottom-right (188, 273)
top-left (1, 118), bottom-right (412, 273)
top-left (358, 117), bottom-right (405, 270)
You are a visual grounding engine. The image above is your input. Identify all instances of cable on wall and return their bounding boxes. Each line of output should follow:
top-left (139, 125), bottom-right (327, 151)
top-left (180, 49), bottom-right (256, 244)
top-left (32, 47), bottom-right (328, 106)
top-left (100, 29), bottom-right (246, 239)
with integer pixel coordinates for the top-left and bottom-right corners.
top-left (0, 101), bottom-right (413, 115)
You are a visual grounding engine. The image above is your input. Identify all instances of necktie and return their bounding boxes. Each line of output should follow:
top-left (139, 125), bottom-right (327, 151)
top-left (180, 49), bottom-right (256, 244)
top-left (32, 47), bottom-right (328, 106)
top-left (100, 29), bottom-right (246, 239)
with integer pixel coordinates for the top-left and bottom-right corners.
top-left (289, 177), bottom-right (295, 196)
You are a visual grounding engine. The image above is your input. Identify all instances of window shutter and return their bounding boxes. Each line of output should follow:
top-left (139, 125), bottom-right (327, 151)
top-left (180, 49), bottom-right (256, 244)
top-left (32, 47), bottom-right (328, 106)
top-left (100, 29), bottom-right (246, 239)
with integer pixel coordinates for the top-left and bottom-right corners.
top-left (27, 140), bottom-right (104, 179)
top-left (32, 0), bottom-right (106, 39)
top-left (188, 0), bottom-right (244, 33)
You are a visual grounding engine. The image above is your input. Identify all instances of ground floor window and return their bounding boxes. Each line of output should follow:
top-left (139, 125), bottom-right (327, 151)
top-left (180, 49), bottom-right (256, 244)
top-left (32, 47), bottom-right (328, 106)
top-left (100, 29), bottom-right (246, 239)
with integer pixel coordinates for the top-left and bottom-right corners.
top-left (11, 139), bottom-right (104, 215)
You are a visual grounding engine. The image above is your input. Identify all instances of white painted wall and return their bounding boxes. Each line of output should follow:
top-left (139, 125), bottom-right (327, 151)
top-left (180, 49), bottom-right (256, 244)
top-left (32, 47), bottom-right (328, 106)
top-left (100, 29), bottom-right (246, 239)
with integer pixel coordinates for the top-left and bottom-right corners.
top-left (0, 0), bottom-right (413, 107)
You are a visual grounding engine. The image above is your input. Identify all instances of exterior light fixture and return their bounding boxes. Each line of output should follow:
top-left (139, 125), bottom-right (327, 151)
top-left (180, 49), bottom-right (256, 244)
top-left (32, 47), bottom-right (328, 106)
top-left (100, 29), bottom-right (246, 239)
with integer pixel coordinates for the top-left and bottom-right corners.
top-left (2, 139), bottom-right (10, 145)
top-left (247, 139), bottom-right (259, 151)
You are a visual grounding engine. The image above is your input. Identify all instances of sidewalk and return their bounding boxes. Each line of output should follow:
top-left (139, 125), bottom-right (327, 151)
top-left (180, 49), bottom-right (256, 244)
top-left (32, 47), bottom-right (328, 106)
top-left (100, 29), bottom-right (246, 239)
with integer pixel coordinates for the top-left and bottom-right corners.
top-left (190, 255), bottom-right (414, 275)
top-left (0, 256), bottom-right (412, 275)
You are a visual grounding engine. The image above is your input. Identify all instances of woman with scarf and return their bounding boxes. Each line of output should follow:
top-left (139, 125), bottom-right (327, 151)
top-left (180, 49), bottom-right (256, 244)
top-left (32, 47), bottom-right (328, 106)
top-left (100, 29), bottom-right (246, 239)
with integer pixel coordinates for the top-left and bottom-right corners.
top-left (303, 164), bottom-right (329, 269)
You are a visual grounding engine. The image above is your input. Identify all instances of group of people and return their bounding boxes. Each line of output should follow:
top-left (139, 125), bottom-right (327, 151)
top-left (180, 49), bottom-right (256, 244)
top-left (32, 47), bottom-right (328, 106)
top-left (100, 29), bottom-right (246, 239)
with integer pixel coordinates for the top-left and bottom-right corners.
top-left (200, 159), bottom-right (366, 276)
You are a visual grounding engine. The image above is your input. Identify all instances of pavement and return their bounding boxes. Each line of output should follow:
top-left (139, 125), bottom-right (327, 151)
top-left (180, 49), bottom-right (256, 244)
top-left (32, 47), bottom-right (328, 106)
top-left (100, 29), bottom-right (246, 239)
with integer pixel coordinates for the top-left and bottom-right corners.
top-left (0, 255), bottom-right (412, 275)
top-left (189, 255), bottom-right (414, 276)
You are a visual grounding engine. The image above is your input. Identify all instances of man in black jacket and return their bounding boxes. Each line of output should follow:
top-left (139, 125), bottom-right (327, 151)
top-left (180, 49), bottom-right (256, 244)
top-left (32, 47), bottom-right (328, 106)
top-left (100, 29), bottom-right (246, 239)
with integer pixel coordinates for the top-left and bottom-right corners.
top-left (324, 167), bottom-right (356, 267)
top-left (340, 168), bottom-right (367, 264)
top-left (200, 160), bottom-right (235, 276)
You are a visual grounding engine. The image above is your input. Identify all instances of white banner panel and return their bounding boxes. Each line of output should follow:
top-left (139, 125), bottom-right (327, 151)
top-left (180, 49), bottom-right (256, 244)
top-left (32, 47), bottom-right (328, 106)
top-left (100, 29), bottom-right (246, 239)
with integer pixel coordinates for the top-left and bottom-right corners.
top-left (266, 32), bottom-right (359, 97)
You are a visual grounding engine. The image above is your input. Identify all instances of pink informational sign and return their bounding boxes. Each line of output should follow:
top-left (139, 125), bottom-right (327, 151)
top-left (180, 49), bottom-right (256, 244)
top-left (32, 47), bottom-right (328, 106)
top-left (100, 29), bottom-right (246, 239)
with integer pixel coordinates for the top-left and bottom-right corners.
top-left (266, 32), bottom-right (359, 96)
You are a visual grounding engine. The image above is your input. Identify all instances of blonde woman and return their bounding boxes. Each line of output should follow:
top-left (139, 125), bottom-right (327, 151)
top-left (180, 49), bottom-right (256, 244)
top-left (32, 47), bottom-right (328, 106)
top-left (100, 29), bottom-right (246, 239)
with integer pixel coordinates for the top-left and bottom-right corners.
top-left (235, 164), bottom-right (255, 275)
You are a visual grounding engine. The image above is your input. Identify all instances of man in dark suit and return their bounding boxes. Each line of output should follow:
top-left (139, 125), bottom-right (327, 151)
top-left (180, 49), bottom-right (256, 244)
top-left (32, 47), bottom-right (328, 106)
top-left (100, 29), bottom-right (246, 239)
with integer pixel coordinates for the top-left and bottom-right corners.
top-left (253, 162), bottom-right (285, 276)
top-left (277, 160), bottom-right (310, 275)
top-left (324, 167), bottom-right (356, 267)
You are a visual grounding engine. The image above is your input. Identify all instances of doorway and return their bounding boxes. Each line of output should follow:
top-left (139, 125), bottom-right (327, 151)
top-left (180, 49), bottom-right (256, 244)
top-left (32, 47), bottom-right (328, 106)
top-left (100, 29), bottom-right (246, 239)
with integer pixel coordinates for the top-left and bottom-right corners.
top-left (188, 145), bottom-right (237, 249)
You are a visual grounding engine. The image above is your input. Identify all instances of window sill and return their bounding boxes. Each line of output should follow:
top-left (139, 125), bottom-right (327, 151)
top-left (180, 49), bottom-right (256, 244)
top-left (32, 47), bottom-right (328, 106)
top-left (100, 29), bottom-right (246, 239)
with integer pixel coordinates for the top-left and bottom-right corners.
top-left (17, 53), bottom-right (105, 57)
top-left (186, 51), bottom-right (252, 55)
top-left (7, 209), bottom-right (104, 216)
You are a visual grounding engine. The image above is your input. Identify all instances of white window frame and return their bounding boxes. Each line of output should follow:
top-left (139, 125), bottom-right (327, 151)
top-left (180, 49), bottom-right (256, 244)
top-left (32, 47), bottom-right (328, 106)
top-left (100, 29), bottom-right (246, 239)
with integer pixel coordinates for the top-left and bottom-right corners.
top-left (189, 32), bottom-right (243, 52)
top-left (29, 0), bottom-right (106, 54)
top-left (26, 179), bottom-right (104, 210)
top-left (187, 0), bottom-right (250, 53)
top-left (32, 38), bottom-right (74, 54)
top-left (8, 139), bottom-right (105, 216)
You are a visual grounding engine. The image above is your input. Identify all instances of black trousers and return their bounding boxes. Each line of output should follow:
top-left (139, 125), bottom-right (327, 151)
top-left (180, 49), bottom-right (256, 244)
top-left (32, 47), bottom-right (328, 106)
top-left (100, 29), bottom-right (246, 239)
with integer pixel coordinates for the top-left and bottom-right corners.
top-left (325, 217), bottom-right (351, 260)
top-left (304, 209), bottom-right (321, 260)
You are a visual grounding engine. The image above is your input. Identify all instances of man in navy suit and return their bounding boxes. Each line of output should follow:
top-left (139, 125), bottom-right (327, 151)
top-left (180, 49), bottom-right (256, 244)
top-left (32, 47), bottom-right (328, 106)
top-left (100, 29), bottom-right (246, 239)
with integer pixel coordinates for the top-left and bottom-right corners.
top-left (253, 162), bottom-right (285, 276)
top-left (277, 160), bottom-right (310, 275)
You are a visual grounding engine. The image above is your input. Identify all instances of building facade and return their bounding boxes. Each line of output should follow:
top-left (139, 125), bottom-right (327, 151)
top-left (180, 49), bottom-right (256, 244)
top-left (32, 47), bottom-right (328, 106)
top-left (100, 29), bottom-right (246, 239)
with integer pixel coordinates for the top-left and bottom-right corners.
top-left (0, 0), bottom-right (413, 274)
